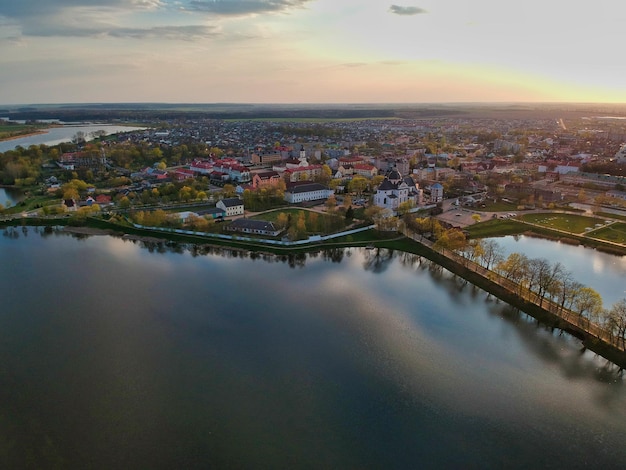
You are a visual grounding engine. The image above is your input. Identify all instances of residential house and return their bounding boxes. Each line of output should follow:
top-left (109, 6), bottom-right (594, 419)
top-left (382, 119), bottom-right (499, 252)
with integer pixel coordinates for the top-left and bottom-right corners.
top-left (217, 198), bottom-right (245, 217)
top-left (353, 163), bottom-right (378, 178)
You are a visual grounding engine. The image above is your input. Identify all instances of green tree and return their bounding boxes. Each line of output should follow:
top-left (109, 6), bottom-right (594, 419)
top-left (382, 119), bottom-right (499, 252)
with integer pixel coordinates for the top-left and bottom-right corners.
top-left (325, 195), bottom-right (337, 212)
top-left (118, 196), bottom-right (131, 209)
top-left (574, 286), bottom-right (603, 325)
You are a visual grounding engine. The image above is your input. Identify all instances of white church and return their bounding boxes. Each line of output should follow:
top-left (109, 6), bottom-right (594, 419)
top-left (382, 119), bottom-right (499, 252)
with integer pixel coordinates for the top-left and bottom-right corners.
top-left (373, 167), bottom-right (423, 213)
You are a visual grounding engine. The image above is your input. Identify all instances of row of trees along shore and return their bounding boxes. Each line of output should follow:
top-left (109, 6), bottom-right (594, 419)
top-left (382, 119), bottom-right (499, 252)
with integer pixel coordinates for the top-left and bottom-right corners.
top-left (404, 216), bottom-right (626, 350)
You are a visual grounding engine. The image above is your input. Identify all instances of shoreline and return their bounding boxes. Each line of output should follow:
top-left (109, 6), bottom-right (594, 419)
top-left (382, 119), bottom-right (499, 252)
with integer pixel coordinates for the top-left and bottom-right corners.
top-left (0, 130), bottom-right (49, 142)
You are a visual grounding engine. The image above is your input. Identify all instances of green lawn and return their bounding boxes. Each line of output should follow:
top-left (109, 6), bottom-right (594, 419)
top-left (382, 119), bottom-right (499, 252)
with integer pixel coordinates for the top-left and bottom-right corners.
top-left (465, 218), bottom-right (527, 238)
top-left (477, 201), bottom-right (519, 212)
top-left (250, 208), bottom-right (309, 223)
top-left (519, 213), bottom-right (605, 234)
top-left (588, 223), bottom-right (626, 244)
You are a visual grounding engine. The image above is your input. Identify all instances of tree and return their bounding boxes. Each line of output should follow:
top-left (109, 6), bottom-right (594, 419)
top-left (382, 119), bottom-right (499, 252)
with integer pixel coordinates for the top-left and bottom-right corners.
top-left (179, 186), bottom-right (194, 202)
top-left (574, 286), bottom-right (603, 325)
top-left (397, 201), bottom-right (414, 217)
top-left (318, 164), bottom-right (332, 184)
top-left (349, 176), bottom-right (368, 196)
top-left (325, 195), bottom-right (337, 212)
top-left (307, 211), bottom-right (319, 231)
top-left (434, 229), bottom-right (467, 252)
top-left (495, 252), bottom-right (530, 295)
top-left (364, 205), bottom-right (383, 223)
top-left (72, 131), bottom-right (86, 144)
top-left (273, 212), bottom-right (288, 230)
top-left (607, 299), bottom-right (626, 348)
top-left (477, 239), bottom-right (503, 271)
top-left (296, 211), bottom-right (307, 235)
top-left (371, 175), bottom-right (385, 188)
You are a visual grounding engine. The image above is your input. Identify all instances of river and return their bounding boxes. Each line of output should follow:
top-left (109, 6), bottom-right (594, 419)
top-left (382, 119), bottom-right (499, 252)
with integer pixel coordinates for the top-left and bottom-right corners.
top-left (1, 228), bottom-right (625, 469)
top-left (0, 123), bottom-right (146, 152)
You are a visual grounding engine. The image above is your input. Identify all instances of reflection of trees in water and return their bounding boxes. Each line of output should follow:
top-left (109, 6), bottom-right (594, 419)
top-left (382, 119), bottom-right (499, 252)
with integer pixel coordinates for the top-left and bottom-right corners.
top-left (5, 225), bottom-right (61, 239)
top-left (488, 302), bottom-right (624, 385)
top-left (397, 251), bottom-right (424, 269)
top-left (322, 248), bottom-right (344, 264)
top-left (362, 247), bottom-right (394, 273)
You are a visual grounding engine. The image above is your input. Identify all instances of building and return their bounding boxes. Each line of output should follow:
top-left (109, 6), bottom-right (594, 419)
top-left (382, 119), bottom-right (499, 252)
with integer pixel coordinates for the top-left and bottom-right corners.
top-left (284, 182), bottom-right (334, 204)
top-left (251, 171), bottom-right (282, 189)
top-left (227, 218), bottom-right (282, 236)
top-left (282, 165), bottom-right (323, 183)
top-left (430, 183), bottom-right (444, 203)
top-left (217, 198), bottom-right (245, 217)
top-left (373, 168), bottom-right (422, 212)
top-left (251, 151), bottom-right (283, 166)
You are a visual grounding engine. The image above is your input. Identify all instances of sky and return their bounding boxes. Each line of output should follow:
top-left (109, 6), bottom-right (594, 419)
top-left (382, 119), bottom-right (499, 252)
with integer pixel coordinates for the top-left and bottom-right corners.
top-left (0, 0), bottom-right (625, 104)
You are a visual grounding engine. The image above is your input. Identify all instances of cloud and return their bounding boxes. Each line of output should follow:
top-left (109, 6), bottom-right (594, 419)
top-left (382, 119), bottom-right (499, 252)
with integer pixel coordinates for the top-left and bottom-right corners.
top-left (184, 0), bottom-right (313, 16)
top-left (0, 0), bottom-right (162, 19)
top-left (0, 0), bottom-right (223, 41)
top-left (31, 24), bottom-right (220, 40)
top-left (388, 5), bottom-right (428, 16)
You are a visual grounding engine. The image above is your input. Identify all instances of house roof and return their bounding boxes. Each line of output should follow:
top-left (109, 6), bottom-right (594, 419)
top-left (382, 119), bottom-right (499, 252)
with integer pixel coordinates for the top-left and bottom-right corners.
top-left (286, 183), bottom-right (328, 194)
top-left (377, 178), bottom-right (397, 191)
top-left (220, 197), bottom-right (244, 207)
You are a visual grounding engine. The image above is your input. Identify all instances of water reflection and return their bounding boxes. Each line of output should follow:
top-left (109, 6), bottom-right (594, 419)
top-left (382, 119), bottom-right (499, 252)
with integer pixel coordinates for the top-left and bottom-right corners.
top-left (2, 227), bottom-right (626, 468)
top-left (493, 235), bottom-right (626, 305)
top-left (3, 226), bottom-right (626, 382)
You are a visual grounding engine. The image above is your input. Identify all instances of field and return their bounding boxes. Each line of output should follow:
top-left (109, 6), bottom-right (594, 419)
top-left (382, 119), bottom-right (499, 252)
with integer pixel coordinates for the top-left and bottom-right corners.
top-left (465, 218), bottom-right (527, 238)
top-left (519, 213), bottom-right (606, 234)
top-left (588, 223), bottom-right (626, 244)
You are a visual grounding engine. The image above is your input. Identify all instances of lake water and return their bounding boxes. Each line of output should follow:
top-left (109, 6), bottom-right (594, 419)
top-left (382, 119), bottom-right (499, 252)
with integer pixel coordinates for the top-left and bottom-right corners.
top-left (0, 124), bottom-right (146, 152)
top-left (0, 187), bottom-right (23, 207)
top-left (492, 235), bottom-right (626, 307)
top-left (1, 228), bottom-right (625, 469)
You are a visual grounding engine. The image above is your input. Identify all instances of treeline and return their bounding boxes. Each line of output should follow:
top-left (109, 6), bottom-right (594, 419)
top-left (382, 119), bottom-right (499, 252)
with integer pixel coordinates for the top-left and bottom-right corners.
top-left (581, 161), bottom-right (626, 178)
top-left (460, 238), bottom-right (626, 348)
top-left (404, 217), bottom-right (626, 347)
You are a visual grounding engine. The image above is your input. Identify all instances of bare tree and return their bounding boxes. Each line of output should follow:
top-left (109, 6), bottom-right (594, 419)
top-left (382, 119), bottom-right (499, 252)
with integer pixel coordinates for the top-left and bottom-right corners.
top-left (607, 299), bottom-right (626, 348)
top-left (479, 239), bottom-right (504, 270)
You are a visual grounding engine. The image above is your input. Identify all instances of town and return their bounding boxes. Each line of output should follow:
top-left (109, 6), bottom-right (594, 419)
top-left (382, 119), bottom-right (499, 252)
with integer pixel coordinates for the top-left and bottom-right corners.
top-left (2, 107), bottom-right (626, 246)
